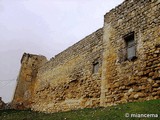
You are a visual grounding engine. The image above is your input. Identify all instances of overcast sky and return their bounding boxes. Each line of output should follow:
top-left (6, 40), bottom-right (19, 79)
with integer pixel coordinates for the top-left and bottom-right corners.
top-left (0, 0), bottom-right (124, 103)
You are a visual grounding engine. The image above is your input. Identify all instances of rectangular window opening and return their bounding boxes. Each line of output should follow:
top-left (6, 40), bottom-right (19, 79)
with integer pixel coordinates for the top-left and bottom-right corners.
top-left (124, 32), bottom-right (137, 61)
top-left (93, 62), bottom-right (99, 74)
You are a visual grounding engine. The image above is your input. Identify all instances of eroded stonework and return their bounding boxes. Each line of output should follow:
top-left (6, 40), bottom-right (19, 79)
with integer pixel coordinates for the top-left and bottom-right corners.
top-left (101, 0), bottom-right (160, 107)
top-left (12, 53), bottom-right (47, 109)
top-left (12, 0), bottom-right (160, 113)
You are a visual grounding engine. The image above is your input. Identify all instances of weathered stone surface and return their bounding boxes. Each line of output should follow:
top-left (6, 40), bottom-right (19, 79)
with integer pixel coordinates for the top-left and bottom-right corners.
top-left (133, 93), bottom-right (146, 99)
top-left (101, 0), bottom-right (160, 107)
top-left (31, 29), bottom-right (103, 113)
top-left (12, 53), bottom-right (47, 109)
top-left (12, 0), bottom-right (160, 113)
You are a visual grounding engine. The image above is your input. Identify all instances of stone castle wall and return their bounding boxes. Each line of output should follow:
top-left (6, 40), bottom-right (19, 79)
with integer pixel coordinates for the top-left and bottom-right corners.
top-left (32, 29), bottom-right (103, 112)
top-left (12, 0), bottom-right (160, 113)
top-left (101, 0), bottom-right (160, 106)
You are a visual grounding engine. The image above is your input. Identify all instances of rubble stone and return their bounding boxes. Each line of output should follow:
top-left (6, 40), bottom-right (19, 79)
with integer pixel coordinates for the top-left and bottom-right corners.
top-left (12, 0), bottom-right (160, 113)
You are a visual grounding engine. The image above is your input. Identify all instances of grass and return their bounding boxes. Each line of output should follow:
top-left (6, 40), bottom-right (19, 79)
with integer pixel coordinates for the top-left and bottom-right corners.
top-left (0, 99), bottom-right (160, 120)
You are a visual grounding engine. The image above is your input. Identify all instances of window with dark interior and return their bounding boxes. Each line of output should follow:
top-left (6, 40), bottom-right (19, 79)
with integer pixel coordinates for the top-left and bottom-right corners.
top-left (124, 32), bottom-right (136, 60)
top-left (93, 62), bottom-right (99, 74)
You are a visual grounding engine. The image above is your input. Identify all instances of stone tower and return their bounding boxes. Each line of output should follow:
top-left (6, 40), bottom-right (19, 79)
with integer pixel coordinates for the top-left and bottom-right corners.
top-left (12, 53), bottom-right (47, 109)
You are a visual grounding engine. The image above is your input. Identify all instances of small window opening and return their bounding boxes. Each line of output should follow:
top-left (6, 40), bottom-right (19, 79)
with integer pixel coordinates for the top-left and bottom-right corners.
top-left (124, 32), bottom-right (136, 60)
top-left (93, 62), bottom-right (99, 73)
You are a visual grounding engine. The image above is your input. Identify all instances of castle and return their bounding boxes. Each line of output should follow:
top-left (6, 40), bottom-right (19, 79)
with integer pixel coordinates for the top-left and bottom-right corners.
top-left (12, 0), bottom-right (160, 113)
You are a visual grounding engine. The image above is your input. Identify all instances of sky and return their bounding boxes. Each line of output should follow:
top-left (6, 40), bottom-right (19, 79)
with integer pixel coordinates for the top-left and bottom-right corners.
top-left (0, 0), bottom-right (124, 103)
